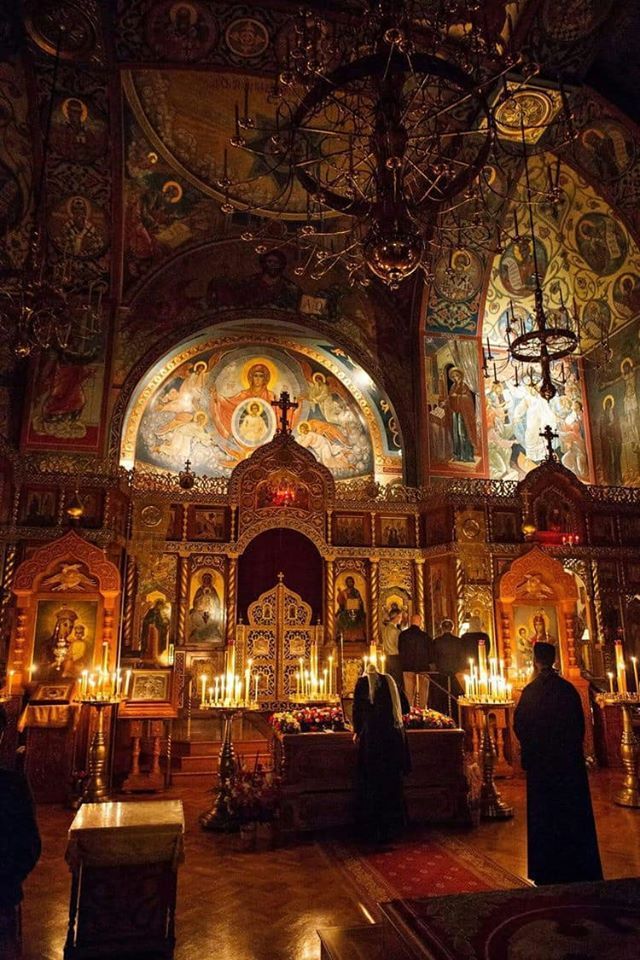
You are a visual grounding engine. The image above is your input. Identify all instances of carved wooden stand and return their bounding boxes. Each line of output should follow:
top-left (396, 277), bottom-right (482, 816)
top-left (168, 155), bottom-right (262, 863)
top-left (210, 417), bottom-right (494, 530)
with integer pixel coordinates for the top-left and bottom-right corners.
top-left (81, 700), bottom-right (118, 804)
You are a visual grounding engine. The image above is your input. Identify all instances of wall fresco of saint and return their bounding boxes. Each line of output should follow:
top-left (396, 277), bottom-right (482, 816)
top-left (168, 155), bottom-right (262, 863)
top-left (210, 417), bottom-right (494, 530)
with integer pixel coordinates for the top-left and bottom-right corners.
top-left (122, 337), bottom-right (402, 482)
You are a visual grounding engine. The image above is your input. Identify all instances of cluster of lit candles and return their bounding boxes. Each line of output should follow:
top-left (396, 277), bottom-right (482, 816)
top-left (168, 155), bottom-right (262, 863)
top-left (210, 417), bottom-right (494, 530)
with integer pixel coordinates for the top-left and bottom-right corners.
top-left (605, 642), bottom-right (640, 698)
top-left (199, 644), bottom-right (260, 708)
top-left (293, 642), bottom-right (337, 701)
top-left (462, 651), bottom-right (513, 704)
top-left (77, 642), bottom-right (130, 701)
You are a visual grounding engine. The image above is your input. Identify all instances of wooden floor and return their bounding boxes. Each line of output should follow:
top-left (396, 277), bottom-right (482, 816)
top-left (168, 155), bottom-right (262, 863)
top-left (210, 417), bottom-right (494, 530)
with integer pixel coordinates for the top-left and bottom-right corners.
top-left (21, 770), bottom-right (640, 960)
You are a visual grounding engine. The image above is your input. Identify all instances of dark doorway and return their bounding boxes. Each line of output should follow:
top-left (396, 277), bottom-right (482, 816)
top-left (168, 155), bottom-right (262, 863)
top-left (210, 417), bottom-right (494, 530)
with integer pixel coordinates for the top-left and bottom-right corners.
top-left (237, 528), bottom-right (323, 621)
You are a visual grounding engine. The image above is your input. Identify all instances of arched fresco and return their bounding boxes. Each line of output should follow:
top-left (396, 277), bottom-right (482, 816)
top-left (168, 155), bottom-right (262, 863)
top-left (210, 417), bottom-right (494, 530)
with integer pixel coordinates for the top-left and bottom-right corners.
top-left (120, 324), bottom-right (402, 483)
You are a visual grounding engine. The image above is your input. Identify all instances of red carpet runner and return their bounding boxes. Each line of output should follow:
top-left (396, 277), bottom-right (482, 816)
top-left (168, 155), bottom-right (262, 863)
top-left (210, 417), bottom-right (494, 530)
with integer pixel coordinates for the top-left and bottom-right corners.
top-left (323, 833), bottom-right (527, 909)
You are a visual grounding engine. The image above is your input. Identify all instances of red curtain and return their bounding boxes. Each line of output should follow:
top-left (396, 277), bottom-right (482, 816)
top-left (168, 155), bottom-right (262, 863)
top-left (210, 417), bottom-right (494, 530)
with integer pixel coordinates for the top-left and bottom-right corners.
top-left (237, 528), bottom-right (323, 621)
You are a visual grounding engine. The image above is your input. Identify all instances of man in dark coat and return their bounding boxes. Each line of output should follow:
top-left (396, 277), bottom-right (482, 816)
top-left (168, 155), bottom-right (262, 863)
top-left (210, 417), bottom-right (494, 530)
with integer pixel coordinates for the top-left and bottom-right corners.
top-left (514, 642), bottom-right (602, 886)
top-left (0, 705), bottom-right (42, 959)
top-left (353, 664), bottom-right (410, 843)
top-left (431, 618), bottom-right (477, 715)
top-left (398, 614), bottom-right (433, 707)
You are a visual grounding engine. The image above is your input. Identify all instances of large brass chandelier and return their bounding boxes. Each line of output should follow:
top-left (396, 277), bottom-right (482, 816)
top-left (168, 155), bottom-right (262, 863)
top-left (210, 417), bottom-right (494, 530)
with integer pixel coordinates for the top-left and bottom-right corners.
top-left (0, 27), bottom-right (105, 360)
top-left (220, 1), bottom-right (572, 289)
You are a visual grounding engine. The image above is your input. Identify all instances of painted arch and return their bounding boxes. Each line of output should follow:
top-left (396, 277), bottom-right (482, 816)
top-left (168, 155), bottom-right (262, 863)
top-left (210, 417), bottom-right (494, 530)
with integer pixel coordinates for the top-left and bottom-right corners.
top-left (120, 323), bottom-right (402, 483)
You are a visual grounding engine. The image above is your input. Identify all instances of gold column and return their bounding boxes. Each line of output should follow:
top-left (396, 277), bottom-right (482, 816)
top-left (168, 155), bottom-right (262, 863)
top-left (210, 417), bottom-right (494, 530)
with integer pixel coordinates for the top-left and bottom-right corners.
top-left (0, 543), bottom-right (17, 640)
top-left (325, 557), bottom-right (335, 642)
top-left (370, 512), bottom-right (376, 548)
top-left (414, 558), bottom-right (425, 625)
top-left (327, 510), bottom-right (333, 546)
top-left (121, 555), bottom-right (136, 649)
top-left (370, 558), bottom-right (380, 645)
top-left (455, 556), bottom-right (466, 628)
top-left (177, 556), bottom-right (189, 645)
top-left (226, 556), bottom-right (238, 644)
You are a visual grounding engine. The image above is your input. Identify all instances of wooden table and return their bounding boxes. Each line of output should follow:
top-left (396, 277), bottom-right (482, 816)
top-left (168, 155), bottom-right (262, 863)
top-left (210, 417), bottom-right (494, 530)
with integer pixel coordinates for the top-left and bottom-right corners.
top-left (64, 799), bottom-right (184, 959)
top-left (274, 728), bottom-right (470, 834)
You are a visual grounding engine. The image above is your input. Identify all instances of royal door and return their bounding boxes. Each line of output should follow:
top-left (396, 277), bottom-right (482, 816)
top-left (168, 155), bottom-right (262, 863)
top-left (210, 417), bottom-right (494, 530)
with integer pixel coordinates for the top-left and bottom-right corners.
top-left (236, 573), bottom-right (322, 705)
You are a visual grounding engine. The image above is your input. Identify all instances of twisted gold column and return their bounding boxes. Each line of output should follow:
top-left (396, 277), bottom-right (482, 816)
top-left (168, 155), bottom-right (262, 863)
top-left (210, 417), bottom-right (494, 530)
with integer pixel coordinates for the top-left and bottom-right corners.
top-left (325, 558), bottom-right (335, 643)
top-left (414, 559), bottom-right (425, 626)
top-left (370, 559), bottom-right (380, 645)
top-left (226, 556), bottom-right (238, 644)
top-left (121, 555), bottom-right (136, 649)
top-left (177, 556), bottom-right (189, 645)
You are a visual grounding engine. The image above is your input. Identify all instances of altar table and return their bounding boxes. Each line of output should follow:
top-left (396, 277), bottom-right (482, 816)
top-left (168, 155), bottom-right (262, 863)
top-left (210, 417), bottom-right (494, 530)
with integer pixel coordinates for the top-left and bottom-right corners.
top-left (64, 799), bottom-right (184, 959)
top-left (274, 729), bottom-right (470, 834)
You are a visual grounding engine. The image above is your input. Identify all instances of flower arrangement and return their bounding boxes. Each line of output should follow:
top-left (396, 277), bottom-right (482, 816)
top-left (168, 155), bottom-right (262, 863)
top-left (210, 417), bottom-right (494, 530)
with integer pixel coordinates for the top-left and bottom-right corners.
top-left (222, 757), bottom-right (280, 825)
top-left (270, 706), bottom-right (345, 734)
top-left (403, 706), bottom-right (456, 730)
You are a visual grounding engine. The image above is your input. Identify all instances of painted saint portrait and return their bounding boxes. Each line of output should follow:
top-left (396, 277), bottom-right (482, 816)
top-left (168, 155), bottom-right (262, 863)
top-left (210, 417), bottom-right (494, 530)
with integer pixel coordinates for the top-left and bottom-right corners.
top-left (612, 273), bottom-right (640, 319)
top-left (25, 348), bottom-right (106, 449)
top-left (576, 121), bottom-right (635, 183)
top-left (333, 515), bottom-right (367, 547)
top-left (380, 516), bottom-right (410, 547)
top-left (433, 249), bottom-right (483, 303)
top-left (499, 238), bottom-right (549, 297)
top-left (336, 573), bottom-right (367, 643)
top-left (145, 0), bottom-right (218, 61)
top-left (425, 339), bottom-right (483, 474)
top-left (50, 96), bottom-right (107, 164)
top-left (49, 195), bottom-right (107, 260)
top-left (188, 569), bottom-right (224, 645)
top-left (512, 606), bottom-right (559, 674)
top-left (575, 212), bottom-right (627, 276)
top-left (33, 599), bottom-right (98, 681)
top-left (140, 595), bottom-right (172, 663)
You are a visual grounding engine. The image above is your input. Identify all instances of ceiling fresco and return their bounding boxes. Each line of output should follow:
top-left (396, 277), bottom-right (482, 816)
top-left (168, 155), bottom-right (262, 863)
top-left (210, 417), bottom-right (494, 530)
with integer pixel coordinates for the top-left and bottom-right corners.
top-left (120, 326), bottom-right (402, 483)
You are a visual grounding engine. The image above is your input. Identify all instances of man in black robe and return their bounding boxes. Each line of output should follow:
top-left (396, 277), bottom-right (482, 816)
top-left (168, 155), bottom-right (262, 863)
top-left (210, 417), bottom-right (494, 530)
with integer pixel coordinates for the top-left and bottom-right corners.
top-left (353, 665), bottom-right (410, 843)
top-left (514, 642), bottom-right (602, 886)
top-left (0, 705), bottom-right (42, 959)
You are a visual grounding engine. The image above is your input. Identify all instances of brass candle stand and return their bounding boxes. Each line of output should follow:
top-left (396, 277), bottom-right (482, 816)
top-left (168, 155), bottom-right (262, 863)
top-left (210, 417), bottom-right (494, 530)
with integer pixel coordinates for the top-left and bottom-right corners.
top-left (460, 698), bottom-right (514, 820)
top-left (596, 694), bottom-right (640, 808)
top-left (199, 704), bottom-right (260, 831)
top-left (79, 698), bottom-right (122, 804)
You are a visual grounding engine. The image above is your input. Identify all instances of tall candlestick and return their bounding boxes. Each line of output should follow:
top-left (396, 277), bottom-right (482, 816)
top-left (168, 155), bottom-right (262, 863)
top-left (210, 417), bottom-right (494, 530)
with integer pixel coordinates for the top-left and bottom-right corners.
top-left (632, 657), bottom-right (639, 694)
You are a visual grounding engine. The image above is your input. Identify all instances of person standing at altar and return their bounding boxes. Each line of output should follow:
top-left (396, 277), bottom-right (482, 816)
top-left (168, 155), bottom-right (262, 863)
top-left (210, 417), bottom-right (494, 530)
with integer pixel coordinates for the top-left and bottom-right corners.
top-left (431, 619), bottom-right (476, 715)
top-left (353, 662), bottom-right (410, 843)
top-left (381, 609), bottom-right (404, 690)
top-left (514, 642), bottom-right (602, 886)
top-left (0, 705), bottom-right (42, 960)
top-left (398, 614), bottom-right (433, 708)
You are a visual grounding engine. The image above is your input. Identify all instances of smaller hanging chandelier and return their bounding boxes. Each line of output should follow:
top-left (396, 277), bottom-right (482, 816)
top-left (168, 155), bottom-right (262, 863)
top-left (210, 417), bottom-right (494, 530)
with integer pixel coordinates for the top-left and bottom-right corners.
top-left (502, 128), bottom-right (578, 401)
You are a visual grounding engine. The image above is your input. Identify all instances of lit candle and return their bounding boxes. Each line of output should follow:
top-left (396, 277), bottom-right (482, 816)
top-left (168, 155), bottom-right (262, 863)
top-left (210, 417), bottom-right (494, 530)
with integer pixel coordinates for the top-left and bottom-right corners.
top-left (632, 657), bottom-right (639, 694)
top-left (607, 671), bottom-right (614, 694)
top-left (464, 674), bottom-right (470, 698)
top-left (380, 654), bottom-right (386, 674)
top-left (477, 638), bottom-right (488, 676)
top-left (124, 669), bottom-right (132, 699)
top-left (101, 641), bottom-right (109, 674)
top-left (7, 670), bottom-right (14, 695)
top-left (254, 673), bottom-right (259, 702)
top-left (208, 686), bottom-right (213, 706)
top-left (615, 640), bottom-right (628, 694)
top-left (245, 666), bottom-right (251, 705)
top-left (28, 664), bottom-right (36, 682)
top-left (81, 670), bottom-right (88, 698)
top-left (328, 656), bottom-right (334, 696)
top-left (200, 674), bottom-right (206, 704)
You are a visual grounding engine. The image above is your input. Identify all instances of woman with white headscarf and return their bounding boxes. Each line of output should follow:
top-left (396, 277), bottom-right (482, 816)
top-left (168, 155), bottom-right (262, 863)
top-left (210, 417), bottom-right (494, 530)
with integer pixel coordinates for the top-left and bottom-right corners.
top-left (353, 662), bottom-right (411, 843)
